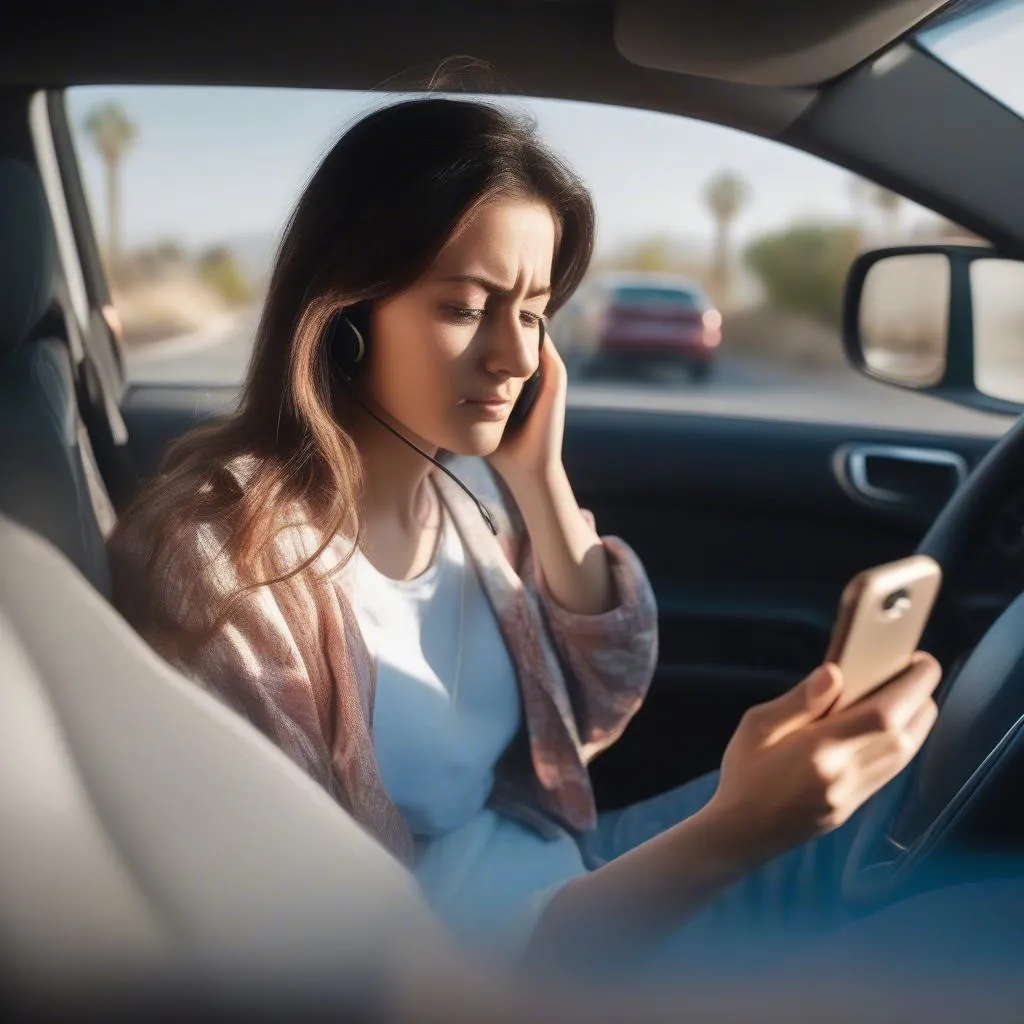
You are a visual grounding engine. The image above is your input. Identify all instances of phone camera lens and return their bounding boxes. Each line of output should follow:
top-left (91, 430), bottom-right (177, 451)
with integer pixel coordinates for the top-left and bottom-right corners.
top-left (882, 587), bottom-right (911, 617)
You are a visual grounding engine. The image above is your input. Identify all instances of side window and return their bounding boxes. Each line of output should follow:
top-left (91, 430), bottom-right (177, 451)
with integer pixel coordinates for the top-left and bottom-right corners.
top-left (65, 86), bottom-right (974, 410)
top-left (66, 87), bottom-right (380, 385)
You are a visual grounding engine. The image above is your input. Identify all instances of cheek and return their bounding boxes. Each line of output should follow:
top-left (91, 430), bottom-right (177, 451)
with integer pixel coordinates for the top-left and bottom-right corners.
top-left (367, 308), bottom-right (463, 418)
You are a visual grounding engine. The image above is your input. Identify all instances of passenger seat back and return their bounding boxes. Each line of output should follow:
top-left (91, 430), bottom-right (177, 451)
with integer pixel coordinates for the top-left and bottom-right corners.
top-left (0, 158), bottom-right (114, 596)
top-left (0, 512), bottom-right (443, 994)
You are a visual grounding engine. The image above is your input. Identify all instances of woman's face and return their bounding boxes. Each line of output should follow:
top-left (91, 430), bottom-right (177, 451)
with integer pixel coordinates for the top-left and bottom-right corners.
top-left (362, 198), bottom-right (556, 456)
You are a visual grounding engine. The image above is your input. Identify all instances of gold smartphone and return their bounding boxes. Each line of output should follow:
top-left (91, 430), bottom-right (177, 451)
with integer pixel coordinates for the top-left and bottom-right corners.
top-left (824, 554), bottom-right (942, 713)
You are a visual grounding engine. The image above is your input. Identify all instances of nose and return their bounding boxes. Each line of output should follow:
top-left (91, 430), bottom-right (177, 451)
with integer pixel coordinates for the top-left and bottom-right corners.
top-left (483, 312), bottom-right (538, 380)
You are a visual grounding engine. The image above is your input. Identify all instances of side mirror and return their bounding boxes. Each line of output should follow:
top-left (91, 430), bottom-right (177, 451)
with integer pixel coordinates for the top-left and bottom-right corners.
top-left (843, 245), bottom-right (1024, 415)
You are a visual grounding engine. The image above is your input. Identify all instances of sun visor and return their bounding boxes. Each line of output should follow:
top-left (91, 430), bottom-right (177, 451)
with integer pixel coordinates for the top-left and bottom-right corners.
top-left (613, 0), bottom-right (947, 87)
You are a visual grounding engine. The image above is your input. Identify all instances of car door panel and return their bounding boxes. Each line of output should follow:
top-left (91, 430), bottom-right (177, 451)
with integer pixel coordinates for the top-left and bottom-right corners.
top-left (561, 408), bottom-right (1009, 808)
top-left (117, 386), bottom-right (1014, 809)
top-left (120, 384), bottom-right (238, 483)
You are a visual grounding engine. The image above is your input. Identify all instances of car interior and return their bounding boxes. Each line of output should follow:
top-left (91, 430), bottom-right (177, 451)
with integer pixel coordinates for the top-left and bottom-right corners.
top-left (5, 1), bottom-right (1024, 1020)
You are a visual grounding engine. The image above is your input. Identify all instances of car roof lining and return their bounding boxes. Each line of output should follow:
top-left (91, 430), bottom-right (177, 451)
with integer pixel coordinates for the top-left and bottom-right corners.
top-left (3, 0), bottom-right (1019, 252)
top-left (1, 0), bottom-right (959, 136)
top-left (615, 0), bottom-right (951, 87)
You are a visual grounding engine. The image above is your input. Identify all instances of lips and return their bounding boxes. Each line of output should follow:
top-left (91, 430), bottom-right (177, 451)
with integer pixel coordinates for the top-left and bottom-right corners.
top-left (463, 395), bottom-right (513, 420)
top-left (466, 395), bottom-right (512, 407)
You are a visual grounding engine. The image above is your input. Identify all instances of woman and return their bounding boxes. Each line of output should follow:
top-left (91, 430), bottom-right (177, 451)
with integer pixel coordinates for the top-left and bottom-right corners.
top-left (108, 97), bottom-right (941, 971)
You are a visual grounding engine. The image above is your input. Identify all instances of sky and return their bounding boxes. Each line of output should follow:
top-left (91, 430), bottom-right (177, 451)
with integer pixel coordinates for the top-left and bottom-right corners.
top-left (64, 0), bottom-right (1024, 262)
top-left (922, 0), bottom-right (1024, 116)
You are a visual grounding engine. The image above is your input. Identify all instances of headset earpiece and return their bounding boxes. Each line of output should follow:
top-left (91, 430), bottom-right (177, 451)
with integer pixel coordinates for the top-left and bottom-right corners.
top-left (330, 312), bottom-right (367, 377)
top-left (342, 316), bottom-right (366, 364)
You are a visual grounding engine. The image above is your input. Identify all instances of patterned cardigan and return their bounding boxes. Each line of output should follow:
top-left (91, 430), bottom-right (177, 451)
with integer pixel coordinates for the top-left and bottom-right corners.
top-left (107, 455), bottom-right (659, 865)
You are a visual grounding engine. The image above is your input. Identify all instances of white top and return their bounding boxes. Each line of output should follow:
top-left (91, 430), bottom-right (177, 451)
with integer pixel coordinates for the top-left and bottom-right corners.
top-left (347, 503), bottom-right (586, 953)
top-left (350, 503), bottom-right (522, 835)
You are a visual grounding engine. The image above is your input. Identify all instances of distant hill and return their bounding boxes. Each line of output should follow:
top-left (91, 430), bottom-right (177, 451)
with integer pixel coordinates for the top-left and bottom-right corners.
top-left (114, 230), bottom-right (278, 347)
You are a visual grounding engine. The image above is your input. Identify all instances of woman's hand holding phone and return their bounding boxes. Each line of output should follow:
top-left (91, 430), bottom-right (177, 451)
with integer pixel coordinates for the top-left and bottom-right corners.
top-left (705, 654), bottom-right (941, 867)
top-left (488, 331), bottom-right (616, 616)
top-left (529, 654), bottom-right (940, 963)
top-left (487, 328), bottom-right (566, 488)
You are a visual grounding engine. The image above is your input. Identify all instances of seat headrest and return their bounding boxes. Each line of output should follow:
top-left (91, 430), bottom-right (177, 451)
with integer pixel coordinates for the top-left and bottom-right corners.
top-left (0, 159), bottom-right (55, 357)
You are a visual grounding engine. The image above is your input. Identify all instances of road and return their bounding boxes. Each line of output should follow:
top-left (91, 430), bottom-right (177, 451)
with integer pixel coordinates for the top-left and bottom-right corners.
top-left (125, 310), bottom-right (1013, 438)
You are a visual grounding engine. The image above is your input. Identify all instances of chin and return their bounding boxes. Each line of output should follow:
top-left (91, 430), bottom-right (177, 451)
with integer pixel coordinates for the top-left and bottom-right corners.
top-left (444, 422), bottom-right (507, 458)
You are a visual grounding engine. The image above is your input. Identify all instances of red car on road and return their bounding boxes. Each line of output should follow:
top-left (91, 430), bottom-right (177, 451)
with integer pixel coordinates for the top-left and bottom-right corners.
top-left (557, 273), bottom-right (722, 381)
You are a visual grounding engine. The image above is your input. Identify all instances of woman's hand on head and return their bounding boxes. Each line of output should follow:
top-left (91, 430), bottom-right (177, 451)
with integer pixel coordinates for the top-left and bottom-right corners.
top-left (487, 331), bottom-right (568, 489)
top-left (705, 653), bottom-right (942, 866)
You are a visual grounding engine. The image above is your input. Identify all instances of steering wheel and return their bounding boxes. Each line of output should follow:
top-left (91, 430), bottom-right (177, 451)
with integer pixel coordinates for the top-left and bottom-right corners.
top-left (842, 414), bottom-right (1024, 903)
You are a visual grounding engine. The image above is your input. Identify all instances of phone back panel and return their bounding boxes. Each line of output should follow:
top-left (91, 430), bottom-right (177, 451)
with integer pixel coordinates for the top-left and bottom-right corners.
top-left (825, 555), bottom-right (942, 711)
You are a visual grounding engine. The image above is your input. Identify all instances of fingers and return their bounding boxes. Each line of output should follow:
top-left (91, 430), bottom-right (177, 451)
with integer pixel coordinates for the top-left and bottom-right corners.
top-left (824, 697), bottom-right (938, 815)
top-left (743, 664), bottom-right (843, 746)
top-left (900, 694), bottom-right (940, 760)
top-left (539, 329), bottom-right (566, 372)
top-left (822, 652), bottom-right (941, 742)
top-left (540, 347), bottom-right (568, 401)
top-left (838, 690), bottom-right (939, 770)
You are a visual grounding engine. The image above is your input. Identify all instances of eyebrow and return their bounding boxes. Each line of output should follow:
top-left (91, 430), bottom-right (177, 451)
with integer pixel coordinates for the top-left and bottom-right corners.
top-left (440, 274), bottom-right (552, 300)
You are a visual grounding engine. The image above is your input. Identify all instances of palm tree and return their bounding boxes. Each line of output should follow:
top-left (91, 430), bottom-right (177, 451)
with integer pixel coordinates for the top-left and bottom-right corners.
top-left (848, 175), bottom-right (870, 226)
top-left (868, 184), bottom-right (903, 242)
top-left (83, 103), bottom-right (137, 278)
top-left (703, 171), bottom-right (750, 304)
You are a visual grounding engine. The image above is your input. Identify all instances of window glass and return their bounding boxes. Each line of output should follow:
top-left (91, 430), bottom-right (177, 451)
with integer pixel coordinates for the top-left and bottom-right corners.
top-left (921, 0), bottom-right (1024, 122)
top-left (66, 85), bottom-right (976, 427)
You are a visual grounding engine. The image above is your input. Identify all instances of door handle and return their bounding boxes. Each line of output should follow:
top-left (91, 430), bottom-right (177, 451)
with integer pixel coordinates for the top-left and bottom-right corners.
top-left (834, 444), bottom-right (968, 507)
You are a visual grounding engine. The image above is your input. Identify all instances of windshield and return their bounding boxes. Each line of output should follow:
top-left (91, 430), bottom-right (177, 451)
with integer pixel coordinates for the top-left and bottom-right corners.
top-left (919, 0), bottom-right (1024, 118)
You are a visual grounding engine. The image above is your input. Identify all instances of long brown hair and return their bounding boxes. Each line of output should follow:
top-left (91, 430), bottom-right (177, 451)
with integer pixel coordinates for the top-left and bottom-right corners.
top-left (110, 96), bottom-right (596, 628)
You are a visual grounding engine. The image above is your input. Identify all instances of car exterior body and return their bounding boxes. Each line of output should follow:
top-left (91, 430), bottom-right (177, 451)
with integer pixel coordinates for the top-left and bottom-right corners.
top-left (557, 272), bottom-right (722, 380)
